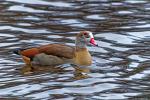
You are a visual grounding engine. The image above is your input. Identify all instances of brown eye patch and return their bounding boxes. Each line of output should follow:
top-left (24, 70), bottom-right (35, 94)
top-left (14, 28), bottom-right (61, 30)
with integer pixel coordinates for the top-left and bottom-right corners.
top-left (83, 32), bottom-right (90, 38)
top-left (83, 32), bottom-right (87, 35)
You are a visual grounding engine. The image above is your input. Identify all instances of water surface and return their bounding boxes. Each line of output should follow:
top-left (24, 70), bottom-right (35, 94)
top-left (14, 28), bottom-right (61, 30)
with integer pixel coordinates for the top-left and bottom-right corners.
top-left (0, 0), bottom-right (150, 99)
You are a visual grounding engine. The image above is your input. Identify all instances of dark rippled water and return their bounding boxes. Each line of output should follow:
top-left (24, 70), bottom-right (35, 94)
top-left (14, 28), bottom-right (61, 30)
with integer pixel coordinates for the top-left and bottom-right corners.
top-left (0, 0), bottom-right (150, 99)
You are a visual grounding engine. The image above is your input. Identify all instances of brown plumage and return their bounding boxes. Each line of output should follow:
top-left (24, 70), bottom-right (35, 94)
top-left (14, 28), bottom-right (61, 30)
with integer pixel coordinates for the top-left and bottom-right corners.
top-left (38, 44), bottom-right (74, 59)
top-left (14, 31), bottom-right (98, 66)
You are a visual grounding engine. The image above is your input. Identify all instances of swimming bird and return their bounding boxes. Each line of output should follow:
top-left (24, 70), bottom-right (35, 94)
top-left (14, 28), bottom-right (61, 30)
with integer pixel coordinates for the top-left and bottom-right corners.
top-left (13, 31), bottom-right (98, 68)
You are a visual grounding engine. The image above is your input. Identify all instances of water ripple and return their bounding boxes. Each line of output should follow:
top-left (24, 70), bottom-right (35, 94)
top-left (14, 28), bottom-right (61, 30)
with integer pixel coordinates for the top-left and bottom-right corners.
top-left (0, 0), bottom-right (150, 100)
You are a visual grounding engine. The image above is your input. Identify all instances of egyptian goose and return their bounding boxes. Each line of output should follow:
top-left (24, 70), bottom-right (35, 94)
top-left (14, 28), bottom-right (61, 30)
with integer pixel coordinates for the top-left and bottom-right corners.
top-left (13, 31), bottom-right (98, 67)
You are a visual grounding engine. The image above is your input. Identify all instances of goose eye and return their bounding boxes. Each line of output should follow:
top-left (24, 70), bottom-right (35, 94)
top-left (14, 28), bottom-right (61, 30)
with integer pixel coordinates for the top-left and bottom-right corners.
top-left (83, 33), bottom-right (90, 38)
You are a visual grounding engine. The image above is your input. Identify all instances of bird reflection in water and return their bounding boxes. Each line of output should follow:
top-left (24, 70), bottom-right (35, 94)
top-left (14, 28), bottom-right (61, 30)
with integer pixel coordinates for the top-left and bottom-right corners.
top-left (19, 64), bottom-right (90, 80)
top-left (73, 65), bottom-right (90, 80)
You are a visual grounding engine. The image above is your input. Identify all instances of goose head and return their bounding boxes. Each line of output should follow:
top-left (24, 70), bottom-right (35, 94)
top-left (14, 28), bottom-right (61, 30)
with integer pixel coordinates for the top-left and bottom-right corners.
top-left (76, 31), bottom-right (98, 48)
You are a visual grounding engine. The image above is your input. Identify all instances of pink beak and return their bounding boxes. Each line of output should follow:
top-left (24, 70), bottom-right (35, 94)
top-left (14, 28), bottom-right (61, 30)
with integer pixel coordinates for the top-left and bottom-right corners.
top-left (90, 38), bottom-right (98, 46)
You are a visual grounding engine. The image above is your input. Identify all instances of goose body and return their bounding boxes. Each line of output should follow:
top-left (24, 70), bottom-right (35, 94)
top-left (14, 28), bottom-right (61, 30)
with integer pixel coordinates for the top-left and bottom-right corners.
top-left (14, 31), bottom-right (97, 67)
